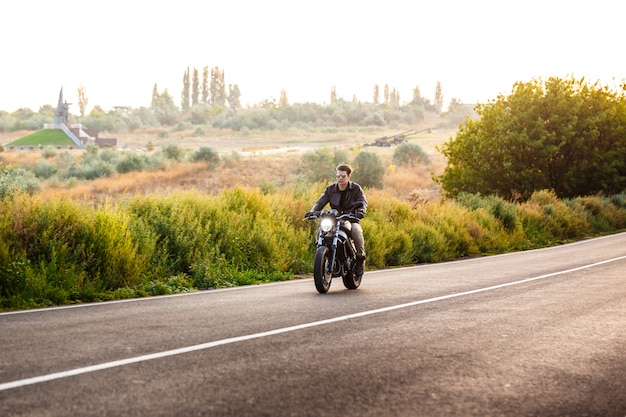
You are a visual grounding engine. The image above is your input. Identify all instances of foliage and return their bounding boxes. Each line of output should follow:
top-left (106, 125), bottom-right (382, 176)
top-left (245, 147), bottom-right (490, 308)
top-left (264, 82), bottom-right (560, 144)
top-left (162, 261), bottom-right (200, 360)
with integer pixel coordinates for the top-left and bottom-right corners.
top-left (0, 186), bottom-right (625, 311)
top-left (190, 146), bottom-right (220, 168)
top-left (352, 151), bottom-right (385, 189)
top-left (161, 144), bottom-right (185, 161)
top-left (392, 142), bottom-right (430, 167)
top-left (0, 167), bottom-right (41, 197)
top-left (437, 76), bottom-right (626, 200)
top-left (299, 147), bottom-right (350, 184)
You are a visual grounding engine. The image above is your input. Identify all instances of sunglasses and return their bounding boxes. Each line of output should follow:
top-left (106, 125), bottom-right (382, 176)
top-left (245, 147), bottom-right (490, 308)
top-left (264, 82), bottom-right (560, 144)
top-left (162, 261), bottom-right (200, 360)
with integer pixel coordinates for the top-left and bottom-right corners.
top-left (336, 174), bottom-right (348, 179)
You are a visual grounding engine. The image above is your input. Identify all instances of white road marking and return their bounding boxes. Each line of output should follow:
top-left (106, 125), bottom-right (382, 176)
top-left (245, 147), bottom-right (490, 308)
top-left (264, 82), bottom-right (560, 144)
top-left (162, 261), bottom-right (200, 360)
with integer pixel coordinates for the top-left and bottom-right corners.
top-left (1, 255), bottom-right (624, 392)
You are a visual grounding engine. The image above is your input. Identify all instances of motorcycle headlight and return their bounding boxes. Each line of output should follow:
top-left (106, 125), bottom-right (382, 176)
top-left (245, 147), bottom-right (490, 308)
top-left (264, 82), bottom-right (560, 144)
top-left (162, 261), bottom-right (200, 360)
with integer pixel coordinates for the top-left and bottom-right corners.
top-left (320, 218), bottom-right (333, 233)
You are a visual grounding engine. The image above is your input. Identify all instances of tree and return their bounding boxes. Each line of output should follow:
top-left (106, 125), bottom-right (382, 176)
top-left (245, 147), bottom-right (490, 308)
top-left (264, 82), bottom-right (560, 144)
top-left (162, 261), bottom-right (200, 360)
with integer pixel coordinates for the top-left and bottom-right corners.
top-left (181, 67), bottom-right (190, 111)
top-left (192, 68), bottom-right (200, 106)
top-left (384, 84), bottom-right (390, 105)
top-left (437, 76), bottom-right (626, 200)
top-left (373, 85), bottom-right (380, 104)
top-left (227, 84), bottom-right (241, 111)
top-left (279, 89), bottom-right (289, 108)
top-left (390, 88), bottom-right (400, 107)
top-left (433, 81), bottom-right (444, 113)
top-left (210, 67), bottom-right (226, 106)
top-left (330, 86), bottom-right (337, 105)
top-left (77, 84), bottom-right (88, 116)
top-left (151, 84), bottom-right (159, 109)
top-left (411, 85), bottom-right (423, 106)
top-left (152, 88), bottom-right (179, 126)
top-left (202, 66), bottom-right (209, 104)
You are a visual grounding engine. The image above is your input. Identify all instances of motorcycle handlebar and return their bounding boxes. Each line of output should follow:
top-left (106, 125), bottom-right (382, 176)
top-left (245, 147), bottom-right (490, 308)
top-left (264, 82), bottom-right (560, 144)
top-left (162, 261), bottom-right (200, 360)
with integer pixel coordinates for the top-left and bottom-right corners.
top-left (303, 211), bottom-right (360, 221)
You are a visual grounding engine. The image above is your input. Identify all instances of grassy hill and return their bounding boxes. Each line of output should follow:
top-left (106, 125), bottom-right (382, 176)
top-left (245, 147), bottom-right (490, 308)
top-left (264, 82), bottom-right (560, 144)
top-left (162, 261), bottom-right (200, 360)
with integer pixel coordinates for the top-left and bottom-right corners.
top-left (6, 129), bottom-right (75, 147)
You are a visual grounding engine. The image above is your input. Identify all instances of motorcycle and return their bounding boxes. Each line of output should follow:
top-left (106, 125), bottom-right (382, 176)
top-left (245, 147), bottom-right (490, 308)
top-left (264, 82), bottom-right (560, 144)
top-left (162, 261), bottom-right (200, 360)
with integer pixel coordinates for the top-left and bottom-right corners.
top-left (304, 209), bottom-right (362, 293)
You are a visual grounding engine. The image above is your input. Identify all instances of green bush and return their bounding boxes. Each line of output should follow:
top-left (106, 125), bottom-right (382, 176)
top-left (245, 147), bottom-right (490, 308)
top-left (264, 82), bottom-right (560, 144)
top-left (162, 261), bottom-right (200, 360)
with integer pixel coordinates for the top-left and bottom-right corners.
top-left (352, 151), bottom-right (385, 189)
top-left (114, 152), bottom-right (147, 173)
top-left (190, 146), bottom-right (220, 168)
top-left (162, 144), bottom-right (184, 161)
top-left (1, 185), bottom-right (626, 311)
top-left (32, 160), bottom-right (57, 179)
top-left (392, 142), bottom-right (430, 166)
top-left (300, 147), bottom-right (350, 184)
top-left (0, 167), bottom-right (41, 197)
top-left (0, 196), bottom-right (150, 309)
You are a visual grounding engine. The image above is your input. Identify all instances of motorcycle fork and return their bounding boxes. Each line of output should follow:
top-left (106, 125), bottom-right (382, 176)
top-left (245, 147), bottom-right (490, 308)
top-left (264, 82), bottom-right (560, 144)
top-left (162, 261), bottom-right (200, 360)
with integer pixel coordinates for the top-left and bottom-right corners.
top-left (328, 231), bottom-right (340, 275)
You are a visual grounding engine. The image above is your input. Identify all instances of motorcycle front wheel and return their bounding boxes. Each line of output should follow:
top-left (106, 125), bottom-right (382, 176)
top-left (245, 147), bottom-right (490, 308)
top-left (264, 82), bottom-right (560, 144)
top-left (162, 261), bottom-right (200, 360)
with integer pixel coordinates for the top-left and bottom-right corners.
top-left (313, 246), bottom-right (333, 293)
top-left (342, 265), bottom-right (361, 290)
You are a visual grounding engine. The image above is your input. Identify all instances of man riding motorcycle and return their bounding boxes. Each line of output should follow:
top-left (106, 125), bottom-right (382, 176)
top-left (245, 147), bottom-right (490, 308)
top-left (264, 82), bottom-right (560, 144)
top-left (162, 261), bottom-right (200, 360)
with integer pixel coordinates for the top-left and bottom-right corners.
top-left (306, 164), bottom-right (367, 278)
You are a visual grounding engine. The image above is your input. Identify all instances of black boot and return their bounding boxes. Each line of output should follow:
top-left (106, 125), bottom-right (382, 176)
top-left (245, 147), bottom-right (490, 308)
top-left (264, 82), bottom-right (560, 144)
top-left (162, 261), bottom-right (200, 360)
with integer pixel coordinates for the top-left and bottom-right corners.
top-left (355, 256), bottom-right (365, 278)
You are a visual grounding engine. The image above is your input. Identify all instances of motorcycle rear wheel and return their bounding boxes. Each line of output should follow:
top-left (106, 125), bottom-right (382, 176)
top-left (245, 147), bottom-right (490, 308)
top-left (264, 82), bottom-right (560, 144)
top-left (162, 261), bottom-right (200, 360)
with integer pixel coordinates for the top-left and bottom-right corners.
top-left (313, 246), bottom-right (332, 293)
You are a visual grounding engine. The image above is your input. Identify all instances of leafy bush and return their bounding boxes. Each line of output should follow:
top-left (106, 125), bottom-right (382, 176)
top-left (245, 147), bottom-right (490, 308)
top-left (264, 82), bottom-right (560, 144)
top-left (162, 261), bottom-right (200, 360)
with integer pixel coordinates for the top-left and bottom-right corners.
top-left (0, 196), bottom-right (149, 309)
top-left (0, 167), bottom-right (41, 198)
top-left (114, 152), bottom-right (147, 173)
top-left (62, 157), bottom-right (116, 180)
top-left (392, 142), bottom-right (430, 166)
top-left (352, 151), bottom-right (385, 189)
top-left (162, 144), bottom-right (184, 161)
top-left (32, 159), bottom-right (57, 179)
top-left (2, 185), bottom-right (626, 311)
top-left (190, 146), bottom-right (220, 168)
top-left (300, 148), bottom-right (350, 184)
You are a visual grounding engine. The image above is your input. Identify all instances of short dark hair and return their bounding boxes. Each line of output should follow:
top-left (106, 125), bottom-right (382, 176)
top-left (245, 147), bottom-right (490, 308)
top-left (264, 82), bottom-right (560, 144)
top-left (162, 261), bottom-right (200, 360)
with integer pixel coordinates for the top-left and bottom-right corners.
top-left (336, 164), bottom-right (353, 175)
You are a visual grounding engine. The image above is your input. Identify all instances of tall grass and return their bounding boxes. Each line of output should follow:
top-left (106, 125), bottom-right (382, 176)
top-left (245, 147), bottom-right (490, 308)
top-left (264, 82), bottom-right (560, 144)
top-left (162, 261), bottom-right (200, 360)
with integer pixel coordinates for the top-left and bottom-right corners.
top-left (1, 188), bottom-right (625, 310)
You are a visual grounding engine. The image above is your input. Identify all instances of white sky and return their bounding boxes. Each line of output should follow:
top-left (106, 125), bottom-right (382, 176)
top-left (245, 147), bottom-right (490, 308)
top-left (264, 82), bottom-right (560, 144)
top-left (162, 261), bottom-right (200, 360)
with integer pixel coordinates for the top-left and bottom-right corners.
top-left (1, 0), bottom-right (625, 113)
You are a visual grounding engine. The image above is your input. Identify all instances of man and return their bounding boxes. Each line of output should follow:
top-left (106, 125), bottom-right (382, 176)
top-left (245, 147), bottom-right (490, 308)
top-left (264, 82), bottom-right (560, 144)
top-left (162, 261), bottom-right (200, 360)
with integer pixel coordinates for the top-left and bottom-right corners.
top-left (307, 164), bottom-right (367, 278)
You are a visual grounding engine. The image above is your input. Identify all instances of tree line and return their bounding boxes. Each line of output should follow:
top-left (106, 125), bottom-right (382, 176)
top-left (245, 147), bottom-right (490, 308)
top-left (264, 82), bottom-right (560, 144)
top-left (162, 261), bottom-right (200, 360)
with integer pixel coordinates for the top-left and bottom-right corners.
top-left (0, 66), bottom-right (456, 133)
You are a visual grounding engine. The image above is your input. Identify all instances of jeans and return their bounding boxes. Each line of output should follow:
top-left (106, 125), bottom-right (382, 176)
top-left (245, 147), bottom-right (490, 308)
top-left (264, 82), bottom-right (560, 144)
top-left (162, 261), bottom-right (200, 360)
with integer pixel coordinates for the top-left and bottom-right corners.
top-left (349, 222), bottom-right (366, 259)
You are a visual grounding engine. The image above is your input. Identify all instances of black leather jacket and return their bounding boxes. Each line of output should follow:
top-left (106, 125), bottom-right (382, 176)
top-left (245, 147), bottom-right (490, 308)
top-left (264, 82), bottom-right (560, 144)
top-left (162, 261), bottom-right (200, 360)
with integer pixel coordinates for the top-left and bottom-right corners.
top-left (310, 181), bottom-right (368, 220)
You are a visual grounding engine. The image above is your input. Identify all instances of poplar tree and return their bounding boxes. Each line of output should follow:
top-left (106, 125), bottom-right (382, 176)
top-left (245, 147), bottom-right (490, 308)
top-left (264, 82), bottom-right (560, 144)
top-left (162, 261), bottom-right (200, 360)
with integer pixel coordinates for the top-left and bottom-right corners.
top-left (210, 67), bottom-right (226, 106)
top-left (151, 84), bottom-right (159, 110)
top-left (227, 84), bottom-right (241, 111)
top-left (192, 68), bottom-right (200, 106)
top-left (202, 66), bottom-right (209, 104)
top-left (181, 67), bottom-right (190, 111)
top-left (330, 86), bottom-right (337, 104)
top-left (411, 86), bottom-right (423, 106)
top-left (77, 84), bottom-right (88, 116)
top-left (279, 89), bottom-right (289, 107)
top-left (434, 81), bottom-right (444, 113)
top-left (373, 85), bottom-right (380, 104)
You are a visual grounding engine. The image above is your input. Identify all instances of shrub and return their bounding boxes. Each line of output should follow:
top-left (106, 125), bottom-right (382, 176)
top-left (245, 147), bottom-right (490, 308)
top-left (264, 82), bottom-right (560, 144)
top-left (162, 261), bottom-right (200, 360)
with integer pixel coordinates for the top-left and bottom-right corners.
top-left (393, 142), bottom-right (430, 166)
top-left (190, 146), bottom-right (220, 168)
top-left (352, 151), bottom-right (385, 189)
top-left (114, 152), bottom-right (147, 173)
top-left (0, 167), bottom-right (41, 197)
top-left (162, 144), bottom-right (184, 161)
top-left (300, 148), bottom-right (350, 184)
top-left (32, 160), bottom-right (57, 179)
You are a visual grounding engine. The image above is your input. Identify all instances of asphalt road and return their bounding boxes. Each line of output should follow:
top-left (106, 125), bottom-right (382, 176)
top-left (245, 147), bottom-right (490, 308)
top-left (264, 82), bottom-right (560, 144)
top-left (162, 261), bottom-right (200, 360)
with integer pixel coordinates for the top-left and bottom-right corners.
top-left (1, 233), bottom-right (625, 416)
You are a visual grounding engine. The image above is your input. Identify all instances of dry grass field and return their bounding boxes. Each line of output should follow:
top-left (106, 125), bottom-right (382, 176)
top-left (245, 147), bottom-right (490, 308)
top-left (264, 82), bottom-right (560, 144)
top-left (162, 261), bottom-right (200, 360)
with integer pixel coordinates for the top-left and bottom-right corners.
top-left (1, 125), bottom-right (455, 202)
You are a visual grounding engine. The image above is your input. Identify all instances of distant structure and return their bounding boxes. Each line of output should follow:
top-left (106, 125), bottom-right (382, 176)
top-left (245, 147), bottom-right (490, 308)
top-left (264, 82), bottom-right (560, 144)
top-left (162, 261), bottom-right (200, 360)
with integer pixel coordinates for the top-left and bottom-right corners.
top-left (53, 87), bottom-right (70, 124)
top-left (44, 86), bottom-right (117, 148)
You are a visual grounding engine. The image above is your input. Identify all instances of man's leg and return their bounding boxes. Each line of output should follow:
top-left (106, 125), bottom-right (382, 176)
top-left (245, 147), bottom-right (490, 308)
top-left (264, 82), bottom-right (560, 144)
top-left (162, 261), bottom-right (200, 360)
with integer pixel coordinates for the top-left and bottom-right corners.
top-left (351, 223), bottom-right (366, 277)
